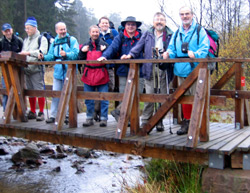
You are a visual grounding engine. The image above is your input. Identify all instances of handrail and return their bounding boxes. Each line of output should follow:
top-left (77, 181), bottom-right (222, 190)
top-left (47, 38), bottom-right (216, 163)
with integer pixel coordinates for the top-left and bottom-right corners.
top-left (0, 51), bottom-right (249, 148)
top-left (30, 57), bottom-right (250, 65)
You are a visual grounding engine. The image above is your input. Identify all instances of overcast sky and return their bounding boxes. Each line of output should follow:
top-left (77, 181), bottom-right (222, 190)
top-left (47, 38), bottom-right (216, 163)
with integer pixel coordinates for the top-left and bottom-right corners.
top-left (80, 0), bottom-right (189, 28)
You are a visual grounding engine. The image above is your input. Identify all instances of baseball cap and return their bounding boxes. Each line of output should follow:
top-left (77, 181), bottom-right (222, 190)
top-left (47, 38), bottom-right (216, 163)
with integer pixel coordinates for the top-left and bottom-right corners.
top-left (2, 23), bottom-right (12, 31)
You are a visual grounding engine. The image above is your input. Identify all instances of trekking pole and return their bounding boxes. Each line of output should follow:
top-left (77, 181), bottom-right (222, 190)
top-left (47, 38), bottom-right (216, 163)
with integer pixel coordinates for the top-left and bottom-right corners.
top-left (60, 47), bottom-right (69, 125)
top-left (155, 48), bottom-right (164, 129)
top-left (152, 48), bottom-right (158, 116)
top-left (39, 50), bottom-right (50, 119)
top-left (166, 74), bottom-right (173, 134)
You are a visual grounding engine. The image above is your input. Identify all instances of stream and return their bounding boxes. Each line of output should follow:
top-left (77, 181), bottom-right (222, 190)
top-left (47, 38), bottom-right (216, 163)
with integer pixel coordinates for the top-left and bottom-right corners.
top-left (0, 136), bottom-right (148, 193)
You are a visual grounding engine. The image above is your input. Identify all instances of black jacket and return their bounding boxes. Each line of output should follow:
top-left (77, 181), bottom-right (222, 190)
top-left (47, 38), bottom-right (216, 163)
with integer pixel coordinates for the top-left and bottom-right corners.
top-left (0, 34), bottom-right (23, 53)
top-left (78, 38), bottom-right (108, 60)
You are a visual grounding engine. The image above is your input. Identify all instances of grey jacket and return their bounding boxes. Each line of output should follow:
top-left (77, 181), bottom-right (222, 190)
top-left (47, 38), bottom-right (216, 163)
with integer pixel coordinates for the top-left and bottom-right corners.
top-left (128, 26), bottom-right (173, 80)
top-left (22, 30), bottom-right (48, 75)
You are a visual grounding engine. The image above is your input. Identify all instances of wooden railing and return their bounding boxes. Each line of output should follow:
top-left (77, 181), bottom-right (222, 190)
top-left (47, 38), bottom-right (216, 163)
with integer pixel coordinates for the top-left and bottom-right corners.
top-left (1, 51), bottom-right (250, 148)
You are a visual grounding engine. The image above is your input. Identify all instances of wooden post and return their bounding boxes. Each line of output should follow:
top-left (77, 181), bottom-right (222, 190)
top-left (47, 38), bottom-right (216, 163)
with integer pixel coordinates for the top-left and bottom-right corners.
top-left (53, 69), bottom-right (72, 130)
top-left (186, 67), bottom-right (207, 148)
top-left (235, 62), bottom-right (244, 129)
top-left (116, 63), bottom-right (136, 139)
top-left (68, 64), bottom-right (77, 128)
top-left (200, 67), bottom-right (210, 142)
top-left (130, 63), bottom-right (140, 135)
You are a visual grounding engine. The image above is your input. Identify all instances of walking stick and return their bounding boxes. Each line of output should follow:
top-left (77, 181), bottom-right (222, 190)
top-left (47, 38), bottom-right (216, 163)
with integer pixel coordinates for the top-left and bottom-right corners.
top-left (152, 48), bottom-right (164, 130)
top-left (39, 50), bottom-right (50, 119)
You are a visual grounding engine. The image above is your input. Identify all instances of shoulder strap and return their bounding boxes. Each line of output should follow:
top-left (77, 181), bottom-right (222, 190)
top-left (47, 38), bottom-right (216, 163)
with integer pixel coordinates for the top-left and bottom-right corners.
top-left (174, 29), bottom-right (179, 51)
top-left (67, 36), bottom-right (71, 47)
top-left (38, 35), bottom-right (42, 48)
top-left (196, 24), bottom-right (202, 45)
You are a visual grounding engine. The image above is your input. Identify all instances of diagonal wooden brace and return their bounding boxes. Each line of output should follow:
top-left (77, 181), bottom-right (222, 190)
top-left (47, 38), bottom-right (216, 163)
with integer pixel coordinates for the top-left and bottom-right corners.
top-left (141, 63), bottom-right (206, 136)
top-left (3, 87), bottom-right (15, 123)
top-left (186, 68), bottom-right (208, 148)
top-left (53, 69), bottom-right (72, 130)
top-left (116, 63), bottom-right (136, 139)
top-left (7, 62), bottom-right (27, 122)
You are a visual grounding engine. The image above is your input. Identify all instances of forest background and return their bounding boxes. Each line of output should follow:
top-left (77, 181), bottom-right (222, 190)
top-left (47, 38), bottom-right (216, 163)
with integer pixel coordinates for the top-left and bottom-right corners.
top-left (1, 0), bottom-right (250, 109)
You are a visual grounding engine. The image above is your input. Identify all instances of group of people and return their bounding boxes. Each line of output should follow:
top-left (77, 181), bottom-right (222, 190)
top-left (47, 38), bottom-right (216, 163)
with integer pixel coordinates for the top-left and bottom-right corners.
top-left (0, 6), bottom-right (210, 135)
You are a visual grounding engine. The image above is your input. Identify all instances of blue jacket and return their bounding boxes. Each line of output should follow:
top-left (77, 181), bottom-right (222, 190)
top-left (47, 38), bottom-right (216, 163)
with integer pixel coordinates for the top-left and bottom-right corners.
top-left (128, 26), bottom-right (173, 80)
top-left (44, 33), bottom-right (79, 80)
top-left (102, 30), bottom-right (143, 77)
top-left (167, 19), bottom-right (209, 77)
top-left (99, 29), bottom-right (119, 46)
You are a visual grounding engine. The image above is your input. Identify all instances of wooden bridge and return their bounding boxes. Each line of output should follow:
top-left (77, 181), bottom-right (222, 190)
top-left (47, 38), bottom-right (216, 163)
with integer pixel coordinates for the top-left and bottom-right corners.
top-left (0, 51), bottom-right (250, 170)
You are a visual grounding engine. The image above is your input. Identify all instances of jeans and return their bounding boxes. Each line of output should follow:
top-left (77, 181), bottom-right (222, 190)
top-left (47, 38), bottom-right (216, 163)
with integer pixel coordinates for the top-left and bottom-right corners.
top-left (50, 78), bottom-right (68, 118)
top-left (84, 83), bottom-right (109, 120)
top-left (1, 76), bottom-right (7, 112)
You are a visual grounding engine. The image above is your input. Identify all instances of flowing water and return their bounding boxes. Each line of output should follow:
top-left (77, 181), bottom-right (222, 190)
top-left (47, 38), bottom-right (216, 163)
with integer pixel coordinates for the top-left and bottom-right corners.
top-left (0, 137), bottom-right (147, 193)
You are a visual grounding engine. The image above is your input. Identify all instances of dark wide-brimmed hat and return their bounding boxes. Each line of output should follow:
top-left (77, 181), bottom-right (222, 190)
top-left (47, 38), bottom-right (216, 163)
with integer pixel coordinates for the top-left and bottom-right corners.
top-left (121, 16), bottom-right (142, 28)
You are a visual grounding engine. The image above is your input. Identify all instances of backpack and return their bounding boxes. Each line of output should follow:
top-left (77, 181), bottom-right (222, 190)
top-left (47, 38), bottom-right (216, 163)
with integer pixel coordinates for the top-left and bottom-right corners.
top-left (197, 25), bottom-right (219, 72)
top-left (38, 31), bottom-right (55, 53)
top-left (174, 24), bottom-right (220, 72)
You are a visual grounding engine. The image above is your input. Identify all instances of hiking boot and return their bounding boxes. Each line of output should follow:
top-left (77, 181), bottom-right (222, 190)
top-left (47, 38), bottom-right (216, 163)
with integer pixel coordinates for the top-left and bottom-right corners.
top-left (82, 119), bottom-right (94, 127)
top-left (99, 120), bottom-right (107, 127)
top-left (64, 116), bottom-right (69, 125)
top-left (156, 121), bottom-right (164, 132)
top-left (46, 117), bottom-right (55, 124)
top-left (36, 112), bottom-right (44, 121)
top-left (177, 119), bottom-right (190, 135)
top-left (111, 109), bottom-right (120, 122)
top-left (27, 111), bottom-right (37, 119)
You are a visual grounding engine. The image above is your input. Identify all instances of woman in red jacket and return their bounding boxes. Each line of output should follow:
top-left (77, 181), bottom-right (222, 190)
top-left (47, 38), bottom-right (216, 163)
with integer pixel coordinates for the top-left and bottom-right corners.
top-left (78, 25), bottom-right (109, 127)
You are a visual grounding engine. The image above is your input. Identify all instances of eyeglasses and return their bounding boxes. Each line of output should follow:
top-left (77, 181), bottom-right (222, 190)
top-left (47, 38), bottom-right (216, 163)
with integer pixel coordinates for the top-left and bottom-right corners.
top-left (180, 12), bottom-right (191, 17)
top-left (25, 27), bottom-right (32, 31)
top-left (154, 18), bottom-right (166, 22)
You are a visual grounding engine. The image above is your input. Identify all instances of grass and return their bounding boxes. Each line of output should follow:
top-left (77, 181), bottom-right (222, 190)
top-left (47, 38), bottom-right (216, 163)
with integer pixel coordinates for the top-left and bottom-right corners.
top-left (123, 159), bottom-right (205, 193)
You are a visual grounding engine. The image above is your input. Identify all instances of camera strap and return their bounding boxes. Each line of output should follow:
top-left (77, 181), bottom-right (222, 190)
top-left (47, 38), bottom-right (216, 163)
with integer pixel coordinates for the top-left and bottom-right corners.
top-left (179, 24), bottom-right (198, 43)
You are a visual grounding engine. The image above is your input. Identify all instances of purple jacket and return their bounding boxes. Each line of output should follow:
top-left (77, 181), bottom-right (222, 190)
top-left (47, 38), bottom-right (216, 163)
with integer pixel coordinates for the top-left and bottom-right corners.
top-left (128, 26), bottom-right (173, 80)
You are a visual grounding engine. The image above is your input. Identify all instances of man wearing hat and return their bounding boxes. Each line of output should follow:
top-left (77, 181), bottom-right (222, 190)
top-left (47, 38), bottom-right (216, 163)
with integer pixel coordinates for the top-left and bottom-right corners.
top-left (19, 17), bottom-right (48, 121)
top-left (121, 12), bottom-right (174, 132)
top-left (0, 23), bottom-right (23, 113)
top-left (98, 16), bottom-right (144, 124)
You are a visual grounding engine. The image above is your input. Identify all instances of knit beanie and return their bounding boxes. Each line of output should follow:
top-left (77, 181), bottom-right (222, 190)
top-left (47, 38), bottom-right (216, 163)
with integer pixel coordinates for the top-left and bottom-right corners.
top-left (25, 17), bottom-right (37, 27)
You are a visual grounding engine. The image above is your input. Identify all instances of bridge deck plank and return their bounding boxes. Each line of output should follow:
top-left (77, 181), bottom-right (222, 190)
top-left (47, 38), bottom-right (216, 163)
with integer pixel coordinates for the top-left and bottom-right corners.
top-left (0, 113), bottom-right (250, 159)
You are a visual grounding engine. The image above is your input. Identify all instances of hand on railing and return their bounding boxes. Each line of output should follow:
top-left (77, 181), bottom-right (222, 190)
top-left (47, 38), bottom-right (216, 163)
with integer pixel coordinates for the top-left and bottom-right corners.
top-left (162, 51), bottom-right (169, 59)
top-left (120, 54), bottom-right (132, 60)
top-left (97, 56), bottom-right (107, 61)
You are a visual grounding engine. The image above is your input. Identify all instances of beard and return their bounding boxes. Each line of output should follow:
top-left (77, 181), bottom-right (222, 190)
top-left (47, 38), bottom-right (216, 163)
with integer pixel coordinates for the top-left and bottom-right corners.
top-left (182, 18), bottom-right (192, 26)
top-left (155, 24), bottom-right (164, 31)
